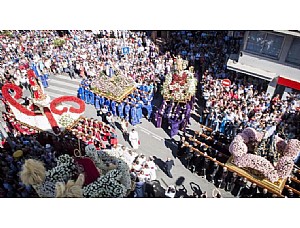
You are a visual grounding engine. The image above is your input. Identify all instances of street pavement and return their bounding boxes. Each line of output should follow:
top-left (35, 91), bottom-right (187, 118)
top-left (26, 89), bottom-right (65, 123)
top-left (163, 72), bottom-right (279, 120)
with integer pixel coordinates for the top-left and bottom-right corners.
top-left (43, 74), bottom-right (234, 198)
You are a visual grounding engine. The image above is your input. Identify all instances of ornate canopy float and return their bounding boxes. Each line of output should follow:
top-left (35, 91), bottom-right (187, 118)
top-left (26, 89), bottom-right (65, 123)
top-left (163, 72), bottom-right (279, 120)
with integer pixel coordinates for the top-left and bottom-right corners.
top-left (227, 127), bottom-right (300, 194)
top-left (161, 67), bottom-right (197, 103)
top-left (89, 73), bottom-right (136, 102)
top-left (1, 69), bottom-right (85, 135)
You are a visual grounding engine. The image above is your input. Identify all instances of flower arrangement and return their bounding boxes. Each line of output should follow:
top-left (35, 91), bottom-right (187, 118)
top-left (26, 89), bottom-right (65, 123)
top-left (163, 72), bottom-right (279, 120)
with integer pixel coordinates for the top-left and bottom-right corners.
top-left (21, 151), bottom-right (129, 198)
top-left (275, 156), bottom-right (295, 179)
top-left (229, 127), bottom-right (300, 182)
top-left (90, 74), bottom-right (135, 102)
top-left (83, 169), bottom-right (126, 198)
top-left (284, 139), bottom-right (300, 158)
top-left (59, 114), bottom-right (75, 128)
top-left (161, 70), bottom-right (197, 102)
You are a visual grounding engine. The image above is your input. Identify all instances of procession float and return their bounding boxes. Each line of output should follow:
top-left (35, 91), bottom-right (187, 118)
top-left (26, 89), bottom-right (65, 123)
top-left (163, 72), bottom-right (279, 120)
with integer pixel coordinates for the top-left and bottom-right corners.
top-left (90, 72), bottom-right (136, 103)
top-left (2, 70), bottom-right (132, 198)
top-left (2, 70), bottom-right (85, 135)
top-left (227, 127), bottom-right (300, 194)
top-left (161, 67), bottom-right (197, 103)
top-left (155, 56), bottom-right (197, 136)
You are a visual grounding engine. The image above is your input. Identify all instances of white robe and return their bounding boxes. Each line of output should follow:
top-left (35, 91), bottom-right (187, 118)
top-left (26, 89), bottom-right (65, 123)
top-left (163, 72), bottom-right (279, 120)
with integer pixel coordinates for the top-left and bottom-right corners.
top-left (129, 131), bottom-right (139, 150)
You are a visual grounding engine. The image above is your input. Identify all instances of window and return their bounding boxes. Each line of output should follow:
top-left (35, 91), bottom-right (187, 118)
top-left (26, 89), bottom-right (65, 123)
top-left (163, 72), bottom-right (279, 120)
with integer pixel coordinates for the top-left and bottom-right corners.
top-left (245, 31), bottom-right (284, 58)
top-left (286, 38), bottom-right (300, 66)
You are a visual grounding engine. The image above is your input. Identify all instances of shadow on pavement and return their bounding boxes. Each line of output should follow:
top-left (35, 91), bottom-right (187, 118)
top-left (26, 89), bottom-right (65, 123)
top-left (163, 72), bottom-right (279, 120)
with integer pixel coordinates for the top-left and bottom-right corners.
top-left (175, 176), bottom-right (185, 186)
top-left (190, 182), bottom-right (202, 196)
top-left (153, 156), bottom-right (167, 175)
top-left (115, 121), bottom-right (129, 142)
top-left (164, 138), bottom-right (178, 158)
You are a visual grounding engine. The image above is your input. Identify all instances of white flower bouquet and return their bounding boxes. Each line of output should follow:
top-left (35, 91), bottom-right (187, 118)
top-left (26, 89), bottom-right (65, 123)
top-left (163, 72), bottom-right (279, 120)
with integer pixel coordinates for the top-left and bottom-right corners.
top-left (59, 114), bottom-right (75, 128)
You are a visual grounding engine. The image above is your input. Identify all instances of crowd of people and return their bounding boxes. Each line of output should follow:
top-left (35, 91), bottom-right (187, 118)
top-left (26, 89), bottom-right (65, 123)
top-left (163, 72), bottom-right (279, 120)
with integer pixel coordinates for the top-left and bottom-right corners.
top-left (161, 30), bottom-right (300, 143)
top-left (1, 30), bottom-right (300, 198)
top-left (199, 72), bottom-right (300, 141)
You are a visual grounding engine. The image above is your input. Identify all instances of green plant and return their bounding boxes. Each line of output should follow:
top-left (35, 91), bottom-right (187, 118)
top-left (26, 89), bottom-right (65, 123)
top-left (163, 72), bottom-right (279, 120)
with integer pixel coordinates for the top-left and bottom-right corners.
top-left (53, 39), bottom-right (65, 47)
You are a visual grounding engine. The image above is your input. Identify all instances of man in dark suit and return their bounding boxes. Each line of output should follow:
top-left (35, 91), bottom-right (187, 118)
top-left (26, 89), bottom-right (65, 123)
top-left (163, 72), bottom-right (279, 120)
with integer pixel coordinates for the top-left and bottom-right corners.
top-left (165, 157), bottom-right (175, 178)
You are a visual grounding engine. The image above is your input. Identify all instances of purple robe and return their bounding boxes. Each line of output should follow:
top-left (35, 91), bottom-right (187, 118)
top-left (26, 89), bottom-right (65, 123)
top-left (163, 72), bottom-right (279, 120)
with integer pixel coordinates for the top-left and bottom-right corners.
top-left (166, 103), bottom-right (174, 119)
top-left (154, 111), bottom-right (162, 128)
top-left (175, 105), bottom-right (181, 116)
top-left (186, 102), bottom-right (192, 124)
top-left (169, 118), bottom-right (183, 138)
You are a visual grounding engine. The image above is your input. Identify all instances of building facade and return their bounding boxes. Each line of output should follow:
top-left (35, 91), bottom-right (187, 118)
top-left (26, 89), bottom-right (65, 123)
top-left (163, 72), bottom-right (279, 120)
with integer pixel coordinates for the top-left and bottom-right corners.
top-left (227, 30), bottom-right (300, 98)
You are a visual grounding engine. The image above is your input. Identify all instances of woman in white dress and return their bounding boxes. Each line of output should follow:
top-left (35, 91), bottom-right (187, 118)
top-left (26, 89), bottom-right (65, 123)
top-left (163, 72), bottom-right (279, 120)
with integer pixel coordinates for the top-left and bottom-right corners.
top-left (129, 129), bottom-right (139, 150)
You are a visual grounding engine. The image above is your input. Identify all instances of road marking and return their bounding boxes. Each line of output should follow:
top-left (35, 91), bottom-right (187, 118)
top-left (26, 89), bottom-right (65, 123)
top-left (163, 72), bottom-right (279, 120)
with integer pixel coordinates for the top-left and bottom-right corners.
top-left (49, 78), bottom-right (80, 89)
top-left (45, 91), bottom-right (63, 98)
top-left (140, 129), bottom-right (150, 135)
top-left (152, 135), bottom-right (163, 141)
top-left (51, 74), bottom-right (82, 82)
top-left (137, 125), bottom-right (164, 140)
top-left (45, 85), bottom-right (77, 95)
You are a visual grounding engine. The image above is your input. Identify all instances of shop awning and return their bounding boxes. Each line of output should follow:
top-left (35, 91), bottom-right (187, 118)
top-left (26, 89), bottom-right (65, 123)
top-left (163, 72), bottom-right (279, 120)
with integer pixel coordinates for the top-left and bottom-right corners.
top-left (277, 76), bottom-right (300, 91)
top-left (227, 59), bottom-right (277, 81)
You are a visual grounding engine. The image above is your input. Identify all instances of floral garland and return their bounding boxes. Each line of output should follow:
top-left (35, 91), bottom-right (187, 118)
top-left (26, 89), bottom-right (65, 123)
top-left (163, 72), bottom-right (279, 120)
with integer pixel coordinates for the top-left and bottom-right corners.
top-left (24, 152), bottom-right (128, 198)
top-left (50, 96), bottom-right (85, 115)
top-left (229, 127), bottom-right (300, 182)
top-left (32, 154), bottom-right (78, 198)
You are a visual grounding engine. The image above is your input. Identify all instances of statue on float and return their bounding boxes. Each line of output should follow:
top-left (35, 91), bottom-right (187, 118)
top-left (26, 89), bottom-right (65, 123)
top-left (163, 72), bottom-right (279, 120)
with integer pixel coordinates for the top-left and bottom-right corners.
top-left (27, 69), bottom-right (51, 112)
